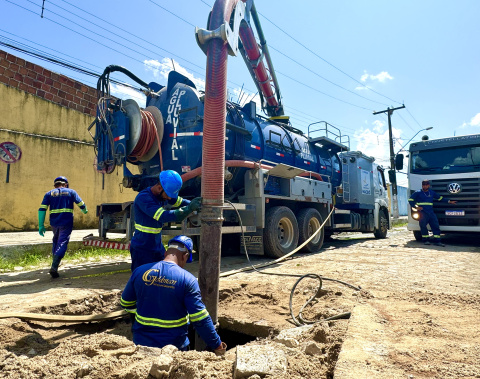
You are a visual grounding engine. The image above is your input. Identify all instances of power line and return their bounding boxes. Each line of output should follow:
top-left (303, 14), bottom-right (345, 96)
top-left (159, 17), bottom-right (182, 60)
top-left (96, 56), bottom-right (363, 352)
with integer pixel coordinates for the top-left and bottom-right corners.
top-left (257, 11), bottom-right (403, 106)
top-left (147, 0), bottom-right (196, 28)
top-left (268, 45), bottom-right (390, 107)
top-left (4, 0), bottom-right (411, 146)
top-left (277, 69), bottom-right (374, 111)
top-left (55, 0), bottom-right (204, 72)
top-left (406, 107), bottom-right (424, 129)
top-left (0, 37), bottom-right (146, 94)
top-left (8, 0), bottom-right (373, 121)
top-left (397, 112), bottom-right (416, 133)
top-left (14, 0), bottom-right (264, 103)
top-left (51, 0), bottom-right (392, 114)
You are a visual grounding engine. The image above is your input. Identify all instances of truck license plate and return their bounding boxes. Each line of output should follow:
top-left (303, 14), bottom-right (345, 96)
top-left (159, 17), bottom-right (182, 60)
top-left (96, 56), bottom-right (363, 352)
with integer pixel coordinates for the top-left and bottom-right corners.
top-left (445, 210), bottom-right (465, 216)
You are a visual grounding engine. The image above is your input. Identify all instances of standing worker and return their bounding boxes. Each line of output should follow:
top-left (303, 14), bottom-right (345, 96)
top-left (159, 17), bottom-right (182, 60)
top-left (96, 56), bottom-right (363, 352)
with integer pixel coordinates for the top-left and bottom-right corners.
top-left (121, 235), bottom-right (227, 354)
top-left (408, 179), bottom-right (457, 246)
top-left (130, 170), bottom-right (202, 271)
top-left (38, 176), bottom-right (88, 278)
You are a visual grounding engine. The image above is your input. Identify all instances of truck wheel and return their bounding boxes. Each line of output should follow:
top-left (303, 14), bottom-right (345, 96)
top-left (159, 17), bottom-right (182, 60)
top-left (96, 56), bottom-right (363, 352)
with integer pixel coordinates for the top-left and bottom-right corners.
top-left (263, 206), bottom-right (299, 258)
top-left (374, 209), bottom-right (388, 239)
top-left (297, 208), bottom-right (324, 253)
top-left (413, 230), bottom-right (422, 241)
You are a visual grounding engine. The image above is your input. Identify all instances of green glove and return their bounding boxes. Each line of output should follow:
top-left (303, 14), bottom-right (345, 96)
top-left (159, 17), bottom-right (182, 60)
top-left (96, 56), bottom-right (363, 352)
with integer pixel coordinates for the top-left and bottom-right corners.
top-left (173, 198), bottom-right (203, 222)
top-left (81, 208), bottom-right (88, 214)
top-left (189, 197), bottom-right (203, 212)
top-left (173, 206), bottom-right (191, 223)
top-left (38, 210), bottom-right (46, 237)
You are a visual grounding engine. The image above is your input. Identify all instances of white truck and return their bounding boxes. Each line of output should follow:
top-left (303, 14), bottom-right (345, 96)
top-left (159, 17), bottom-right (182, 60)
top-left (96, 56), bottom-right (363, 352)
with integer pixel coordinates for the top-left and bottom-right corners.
top-left (402, 134), bottom-right (480, 240)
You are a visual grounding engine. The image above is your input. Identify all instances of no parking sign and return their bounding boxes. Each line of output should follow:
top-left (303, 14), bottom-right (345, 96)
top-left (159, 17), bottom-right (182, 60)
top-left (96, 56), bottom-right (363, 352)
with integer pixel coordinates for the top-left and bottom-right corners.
top-left (0, 142), bottom-right (22, 183)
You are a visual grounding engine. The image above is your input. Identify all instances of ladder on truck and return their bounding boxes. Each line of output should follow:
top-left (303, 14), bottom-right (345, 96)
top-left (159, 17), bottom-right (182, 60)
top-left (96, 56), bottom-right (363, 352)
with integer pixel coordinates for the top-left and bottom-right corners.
top-left (341, 160), bottom-right (351, 203)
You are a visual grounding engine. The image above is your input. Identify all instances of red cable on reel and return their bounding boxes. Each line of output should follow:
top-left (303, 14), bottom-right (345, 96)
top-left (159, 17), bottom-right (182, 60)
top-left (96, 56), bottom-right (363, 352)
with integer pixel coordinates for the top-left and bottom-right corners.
top-left (128, 110), bottom-right (161, 167)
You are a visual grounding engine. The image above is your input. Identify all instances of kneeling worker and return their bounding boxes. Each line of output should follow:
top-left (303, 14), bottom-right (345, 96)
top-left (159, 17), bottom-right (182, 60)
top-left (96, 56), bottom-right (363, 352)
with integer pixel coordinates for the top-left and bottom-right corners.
top-left (121, 235), bottom-right (226, 354)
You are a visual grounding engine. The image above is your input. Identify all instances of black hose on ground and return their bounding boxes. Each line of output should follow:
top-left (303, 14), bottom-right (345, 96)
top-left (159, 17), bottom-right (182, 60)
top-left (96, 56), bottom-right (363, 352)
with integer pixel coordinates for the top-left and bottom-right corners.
top-left (224, 200), bottom-right (361, 327)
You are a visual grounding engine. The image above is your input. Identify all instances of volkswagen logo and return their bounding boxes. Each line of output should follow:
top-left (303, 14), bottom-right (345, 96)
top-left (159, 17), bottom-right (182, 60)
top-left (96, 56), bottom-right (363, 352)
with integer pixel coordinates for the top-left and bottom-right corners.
top-left (447, 183), bottom-right (462, 194)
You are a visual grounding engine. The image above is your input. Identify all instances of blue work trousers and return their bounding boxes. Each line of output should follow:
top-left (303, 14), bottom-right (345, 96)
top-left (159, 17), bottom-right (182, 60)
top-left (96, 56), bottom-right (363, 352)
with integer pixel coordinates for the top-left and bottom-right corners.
top-left (419, 211), bottom-right (441, 243)
top-left (51, 225), bottom-right (73, 258)
top-left (129, 245), bottom-right (164, 271)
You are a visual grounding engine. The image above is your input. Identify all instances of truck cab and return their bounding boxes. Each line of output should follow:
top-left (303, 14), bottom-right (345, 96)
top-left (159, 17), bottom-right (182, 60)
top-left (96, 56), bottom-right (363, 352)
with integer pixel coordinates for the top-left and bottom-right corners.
top-left (406, 134), bottom-right (480, 240)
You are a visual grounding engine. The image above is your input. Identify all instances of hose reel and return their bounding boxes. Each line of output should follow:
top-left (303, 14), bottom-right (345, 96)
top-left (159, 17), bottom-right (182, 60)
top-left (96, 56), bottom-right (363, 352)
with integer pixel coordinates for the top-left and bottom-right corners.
top-left (122, 100), bottom-right (164, 166)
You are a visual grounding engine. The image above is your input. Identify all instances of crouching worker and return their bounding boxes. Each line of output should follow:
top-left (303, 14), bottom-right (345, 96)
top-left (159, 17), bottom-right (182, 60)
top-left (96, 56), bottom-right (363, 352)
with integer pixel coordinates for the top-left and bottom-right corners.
top-left (120, 235), bottom-right (227, 354)
top-left (130, 170), bottom-right (202, 271)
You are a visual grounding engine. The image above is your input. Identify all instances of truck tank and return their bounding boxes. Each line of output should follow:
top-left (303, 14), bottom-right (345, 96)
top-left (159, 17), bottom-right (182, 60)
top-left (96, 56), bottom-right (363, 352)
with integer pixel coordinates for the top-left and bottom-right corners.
top-left (97, 71), bottom-right (345, 196)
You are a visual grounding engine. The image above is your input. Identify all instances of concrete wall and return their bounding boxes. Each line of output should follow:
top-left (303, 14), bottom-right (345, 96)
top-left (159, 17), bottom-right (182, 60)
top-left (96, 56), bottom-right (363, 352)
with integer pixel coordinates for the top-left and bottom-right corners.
top-left (0, 50), bottom-right (135, 232)
top-left (387, 185), bottom-right (409, 216)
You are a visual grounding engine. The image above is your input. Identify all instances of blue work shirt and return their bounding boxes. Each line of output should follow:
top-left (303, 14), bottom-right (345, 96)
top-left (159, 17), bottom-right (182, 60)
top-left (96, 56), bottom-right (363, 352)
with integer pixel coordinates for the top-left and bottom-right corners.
top-left (408, 189), bottom-right (449, 214)
top-left (39, 188), bottom-right (86, 227)
top-left (130, 187), bottom-right (190, 257)
top-left (120, 261), bottom-right (221, 350)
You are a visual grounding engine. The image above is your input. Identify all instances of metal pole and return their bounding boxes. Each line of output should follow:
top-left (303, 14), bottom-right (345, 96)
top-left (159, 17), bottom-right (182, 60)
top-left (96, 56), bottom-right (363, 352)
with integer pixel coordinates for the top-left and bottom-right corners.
top-left (373, 105), bottom-right (405, 219)
top-left (6, 163), bottom-right (10, 183)
top-left (387, 109), bottom-right (399, 219)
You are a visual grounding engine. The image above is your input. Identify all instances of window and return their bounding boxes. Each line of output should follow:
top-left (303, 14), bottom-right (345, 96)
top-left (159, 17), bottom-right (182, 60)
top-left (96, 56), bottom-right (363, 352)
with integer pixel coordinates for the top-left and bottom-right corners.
top-left (411, 145), bottom-right (480, 174)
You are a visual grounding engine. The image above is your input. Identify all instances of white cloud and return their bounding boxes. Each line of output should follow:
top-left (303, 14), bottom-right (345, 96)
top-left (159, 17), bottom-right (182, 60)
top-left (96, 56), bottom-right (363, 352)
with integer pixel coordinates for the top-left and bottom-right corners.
top-left (460, 112), bottom-right (480, 128)
top-left (360, 70), bottom-right (394, 83)
top-left (472, 113), bottom-right (480, 126)
top-left (353, 122), bottom-right (407, 186)
top-left (372, 120), bottom-right (385, 133)
top-left (110, 82), bottom-right (146, 107)
top-left (143, 58), bottom-right (206, 91)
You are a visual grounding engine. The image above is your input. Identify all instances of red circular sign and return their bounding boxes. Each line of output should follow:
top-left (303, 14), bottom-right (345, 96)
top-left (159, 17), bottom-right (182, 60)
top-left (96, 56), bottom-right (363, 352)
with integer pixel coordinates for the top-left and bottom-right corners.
top-left (0, 142), bottom-right (22, 164)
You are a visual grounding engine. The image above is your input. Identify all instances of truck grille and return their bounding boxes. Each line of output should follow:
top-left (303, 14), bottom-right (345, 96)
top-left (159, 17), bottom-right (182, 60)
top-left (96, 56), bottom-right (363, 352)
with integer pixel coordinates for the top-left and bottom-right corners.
top-left (430, 178), bottom-right (480, 226)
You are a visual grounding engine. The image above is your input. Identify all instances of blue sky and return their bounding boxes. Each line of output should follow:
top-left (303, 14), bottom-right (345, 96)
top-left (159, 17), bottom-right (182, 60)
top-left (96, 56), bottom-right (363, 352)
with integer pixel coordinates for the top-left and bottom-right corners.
top-left (1, 0), bottom-right (479, 185)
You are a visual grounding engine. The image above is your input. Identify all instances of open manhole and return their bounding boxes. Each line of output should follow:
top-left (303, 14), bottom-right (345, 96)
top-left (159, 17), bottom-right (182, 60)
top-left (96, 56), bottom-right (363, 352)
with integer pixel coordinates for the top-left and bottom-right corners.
top-left (2, 285), bottom-right (352, 378)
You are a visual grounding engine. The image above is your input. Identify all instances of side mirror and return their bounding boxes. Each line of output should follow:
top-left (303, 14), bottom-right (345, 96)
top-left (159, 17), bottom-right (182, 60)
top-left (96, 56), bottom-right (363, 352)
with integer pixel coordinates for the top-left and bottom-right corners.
top-left (388, 169), bottom-right (396, 184)
top-left (395, 154), bottom-right (404, 170)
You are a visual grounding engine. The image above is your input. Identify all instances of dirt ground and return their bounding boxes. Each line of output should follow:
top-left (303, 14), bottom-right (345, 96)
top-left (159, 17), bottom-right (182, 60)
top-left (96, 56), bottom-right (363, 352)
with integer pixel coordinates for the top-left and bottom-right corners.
top-left (0, 225), bottom-right (479, 378)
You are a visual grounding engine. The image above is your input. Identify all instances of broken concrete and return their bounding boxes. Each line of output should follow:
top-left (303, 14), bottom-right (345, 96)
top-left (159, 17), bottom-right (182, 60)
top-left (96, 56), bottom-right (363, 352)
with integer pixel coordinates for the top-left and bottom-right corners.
top-left (234, 344), bottom-right (287, 378)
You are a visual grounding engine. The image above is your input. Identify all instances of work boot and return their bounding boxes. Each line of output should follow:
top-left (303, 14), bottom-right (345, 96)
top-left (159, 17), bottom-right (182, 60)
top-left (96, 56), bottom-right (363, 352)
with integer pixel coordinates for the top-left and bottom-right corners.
top-left (424, 241), bottom-right (431, 245)
top-left (434, 242), bottom-right (446, 247)
top-left (49, 255), bottom-right (62, 279)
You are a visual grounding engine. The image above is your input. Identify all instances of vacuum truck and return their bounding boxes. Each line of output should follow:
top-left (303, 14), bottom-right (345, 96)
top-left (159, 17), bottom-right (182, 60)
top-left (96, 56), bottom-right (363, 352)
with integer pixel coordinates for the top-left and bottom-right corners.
top-left (88, 0), bottom-right (390, 257)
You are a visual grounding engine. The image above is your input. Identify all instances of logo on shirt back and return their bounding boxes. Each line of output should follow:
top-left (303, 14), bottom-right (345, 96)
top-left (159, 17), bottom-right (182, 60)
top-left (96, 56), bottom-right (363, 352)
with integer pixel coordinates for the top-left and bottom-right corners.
top-left (142, 269), bottom-right (177, 287)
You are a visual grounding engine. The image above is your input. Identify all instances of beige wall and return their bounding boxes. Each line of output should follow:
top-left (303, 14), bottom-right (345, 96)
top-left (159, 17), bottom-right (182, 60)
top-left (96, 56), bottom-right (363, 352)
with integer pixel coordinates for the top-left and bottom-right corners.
top-left (0, 84), bottom-right (136, 232)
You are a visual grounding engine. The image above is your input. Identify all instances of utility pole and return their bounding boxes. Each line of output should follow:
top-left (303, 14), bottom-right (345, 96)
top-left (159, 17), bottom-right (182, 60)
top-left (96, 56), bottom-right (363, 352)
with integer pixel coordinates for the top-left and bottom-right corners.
top-left (373, 105), bottom-right (405, 219)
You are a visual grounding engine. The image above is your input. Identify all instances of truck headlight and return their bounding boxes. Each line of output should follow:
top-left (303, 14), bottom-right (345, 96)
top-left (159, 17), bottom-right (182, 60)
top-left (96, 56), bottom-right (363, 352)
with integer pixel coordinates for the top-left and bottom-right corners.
top-left (411, 207), bottom-right (420, 220)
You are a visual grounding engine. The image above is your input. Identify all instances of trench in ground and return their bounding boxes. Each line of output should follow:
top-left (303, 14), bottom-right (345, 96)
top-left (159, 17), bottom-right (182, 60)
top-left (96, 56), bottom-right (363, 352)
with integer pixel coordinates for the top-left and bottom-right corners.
top-left (2, 290), bottom-right (349, 378)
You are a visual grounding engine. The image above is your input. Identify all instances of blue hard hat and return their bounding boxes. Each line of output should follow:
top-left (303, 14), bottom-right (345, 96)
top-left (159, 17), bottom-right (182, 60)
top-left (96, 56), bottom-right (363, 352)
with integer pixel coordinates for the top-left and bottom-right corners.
top-left (54, 176), bottom-right (68, 185)
top-left (168, 235), bottom-right (194, 263)
top-left (159, 170), bottom-right (182, 198)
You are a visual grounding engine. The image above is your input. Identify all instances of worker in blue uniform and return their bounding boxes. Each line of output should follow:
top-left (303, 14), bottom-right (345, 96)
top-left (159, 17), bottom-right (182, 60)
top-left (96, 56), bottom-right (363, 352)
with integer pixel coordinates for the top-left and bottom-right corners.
top-left (408, 179), bottom-right (457, 246)
top-left (38, 176), bottom-right (88, 278)
top-left (129, 170), bottom-right (202, 271)
top-left (121, 235), bottom-right (227, 354)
